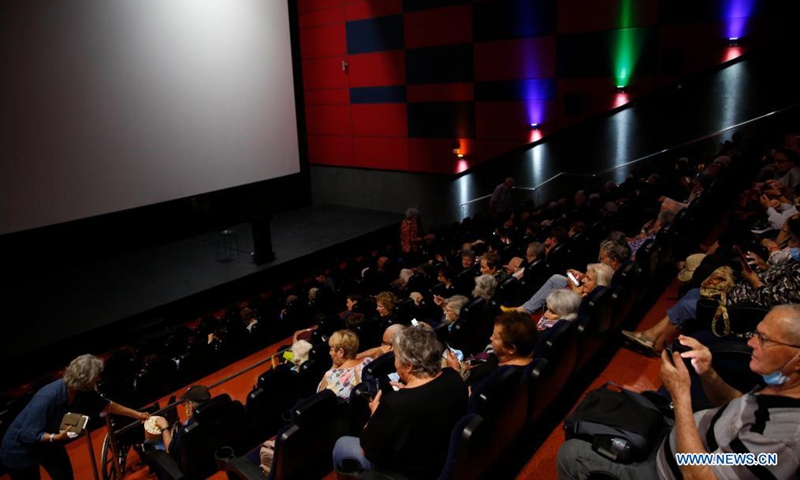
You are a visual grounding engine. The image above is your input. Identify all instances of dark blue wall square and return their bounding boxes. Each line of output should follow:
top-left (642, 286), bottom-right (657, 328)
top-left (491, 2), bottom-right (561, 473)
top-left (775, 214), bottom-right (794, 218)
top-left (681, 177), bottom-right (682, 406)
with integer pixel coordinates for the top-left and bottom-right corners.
top-left (473, 0), bottom-right (556, 42)
top-left (346, 15), bottom-right (404, 55)
top-left (350, 86), bottom-right (407, 104)
top-left (406, 44), bottom-right (474, 85)
top-left (475, 80), bottom-right (556, 101)
top-left (408, 102), bottom-right (475, 138)
top-left (402, 0), bottom-right (470, 12)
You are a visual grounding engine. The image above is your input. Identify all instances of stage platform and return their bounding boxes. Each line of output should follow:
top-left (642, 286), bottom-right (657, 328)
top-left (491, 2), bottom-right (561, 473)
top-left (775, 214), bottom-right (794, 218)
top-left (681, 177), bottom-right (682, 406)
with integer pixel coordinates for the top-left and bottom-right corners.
top-left (1, 204), bottom-right (402, 386)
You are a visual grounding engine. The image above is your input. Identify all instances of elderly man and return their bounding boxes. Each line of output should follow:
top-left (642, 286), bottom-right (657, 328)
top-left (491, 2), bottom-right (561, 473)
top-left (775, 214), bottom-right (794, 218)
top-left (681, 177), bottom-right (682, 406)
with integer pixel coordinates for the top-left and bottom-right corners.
top-left (489, 177), bottom-right (516, 215)
top-left (558, 304), bottom-right (800, 479)
top-left (357, 324), bottom-right (406, 361)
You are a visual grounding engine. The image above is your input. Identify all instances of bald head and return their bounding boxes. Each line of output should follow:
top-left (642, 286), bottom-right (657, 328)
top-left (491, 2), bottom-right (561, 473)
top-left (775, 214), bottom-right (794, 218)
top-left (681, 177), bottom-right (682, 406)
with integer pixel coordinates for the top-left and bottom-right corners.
top-left (382, 324), bottom-right (406, 346)
top-left (768, 305), bottom-right (800, 345)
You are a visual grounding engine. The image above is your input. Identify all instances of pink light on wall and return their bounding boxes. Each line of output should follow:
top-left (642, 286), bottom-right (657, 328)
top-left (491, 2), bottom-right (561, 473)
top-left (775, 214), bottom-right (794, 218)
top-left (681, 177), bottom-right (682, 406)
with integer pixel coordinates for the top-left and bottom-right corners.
top-left (613, 92), bottom-right (630, 109)
top-left (456, 159), bottom-right (469, 173)
top-left (723, 46), bottom-right (743, 62)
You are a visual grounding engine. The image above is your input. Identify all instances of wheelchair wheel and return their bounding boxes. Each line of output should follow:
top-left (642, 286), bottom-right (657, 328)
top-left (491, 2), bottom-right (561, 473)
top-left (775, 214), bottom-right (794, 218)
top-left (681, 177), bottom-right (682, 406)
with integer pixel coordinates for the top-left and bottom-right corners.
top-left (101, 433), bottom-right (128, 480)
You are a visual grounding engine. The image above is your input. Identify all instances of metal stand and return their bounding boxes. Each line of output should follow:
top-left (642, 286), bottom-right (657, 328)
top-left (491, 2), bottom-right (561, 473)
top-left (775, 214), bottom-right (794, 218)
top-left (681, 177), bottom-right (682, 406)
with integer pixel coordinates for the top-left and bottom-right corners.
top-left (85, 423), bottom-right (101, 480)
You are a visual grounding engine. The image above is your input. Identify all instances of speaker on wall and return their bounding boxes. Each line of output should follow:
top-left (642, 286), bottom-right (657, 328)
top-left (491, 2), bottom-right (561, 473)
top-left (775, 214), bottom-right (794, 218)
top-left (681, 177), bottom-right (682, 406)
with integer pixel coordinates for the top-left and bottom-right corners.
top-left (251, 216), bottom-right (275, 264)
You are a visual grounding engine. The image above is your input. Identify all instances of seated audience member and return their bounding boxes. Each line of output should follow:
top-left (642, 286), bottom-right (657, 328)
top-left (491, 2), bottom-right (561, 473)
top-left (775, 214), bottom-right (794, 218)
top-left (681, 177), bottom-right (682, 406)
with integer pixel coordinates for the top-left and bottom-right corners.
top-left (447, 311), bottom-right (538, 390)
top-left (763, 148), bottom-right (800, 189)
top-left (507, 262), bottom-right (614, 314)
top-left (374, 291), bottom-right (398, 320)
top-left (537, 290), bottom-right (582, 331)
top-left (504, 242), bottom-right (543, 279)
top-left (480, 252), bottom-right (508, 283)
top-left (472, 274), bottom-right (498, 301)
top-left (628, 209), bottom-right (676, 258)
top-left (317, 330), bottom-right (372, 401)
top-left (313, 270), bottom-right (337, 295)
top-left (159, 385), bottom-right (211, 456)
top-left (357, 324), bottom-right (406, 361)
top-left (434, 266), bottom-right (457, 296)
top-left (504, 240), bottom-right (627, 314)
top-left (240, 307), bottom-right (258, 332)
top-left (342, 293), bottom-right (363, 322)
top-left (0, 355), bottom-right (149, 480)
top-left (332, 327), bottom-right (468, 479)
top-left (559, 305), bottom-right (800, 480)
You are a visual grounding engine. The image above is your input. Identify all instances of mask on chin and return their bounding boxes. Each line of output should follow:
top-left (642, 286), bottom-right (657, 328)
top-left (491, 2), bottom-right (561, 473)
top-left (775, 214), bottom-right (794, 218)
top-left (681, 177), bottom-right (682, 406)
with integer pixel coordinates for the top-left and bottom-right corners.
top-left (762, 370), bottom-right (790, 386)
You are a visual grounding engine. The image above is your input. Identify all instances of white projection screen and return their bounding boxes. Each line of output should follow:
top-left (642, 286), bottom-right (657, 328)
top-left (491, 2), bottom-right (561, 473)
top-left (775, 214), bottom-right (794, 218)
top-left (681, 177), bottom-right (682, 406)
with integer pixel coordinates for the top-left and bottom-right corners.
top-left (0, 0), bottom-right (301, 235)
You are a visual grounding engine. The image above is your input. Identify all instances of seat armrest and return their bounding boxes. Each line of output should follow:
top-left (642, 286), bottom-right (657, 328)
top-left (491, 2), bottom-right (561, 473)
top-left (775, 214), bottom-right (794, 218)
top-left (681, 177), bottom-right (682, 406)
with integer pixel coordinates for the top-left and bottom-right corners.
top-left (144, 449), bottom-right (185, 480)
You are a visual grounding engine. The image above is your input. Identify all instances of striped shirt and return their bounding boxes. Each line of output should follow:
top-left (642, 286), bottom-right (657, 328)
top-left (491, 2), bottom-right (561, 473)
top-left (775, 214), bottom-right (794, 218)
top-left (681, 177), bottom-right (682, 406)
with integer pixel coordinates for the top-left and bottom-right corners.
top-left (656, 392), bottom-right (800, 479)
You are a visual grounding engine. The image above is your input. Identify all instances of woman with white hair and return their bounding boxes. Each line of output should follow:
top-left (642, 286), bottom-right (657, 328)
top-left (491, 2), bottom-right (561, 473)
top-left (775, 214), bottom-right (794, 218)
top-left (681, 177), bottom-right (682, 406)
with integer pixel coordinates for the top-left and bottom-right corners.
top-left (538, 290), bottom-right (582, 330)
top-left (1, 354), bottom-right (149, 480)
top-left (472, 274), bottom-right (497, 301)
top-left (333, 326), bottom-right (467, 478)
top-left (400, 207), bottom-right (422, 254)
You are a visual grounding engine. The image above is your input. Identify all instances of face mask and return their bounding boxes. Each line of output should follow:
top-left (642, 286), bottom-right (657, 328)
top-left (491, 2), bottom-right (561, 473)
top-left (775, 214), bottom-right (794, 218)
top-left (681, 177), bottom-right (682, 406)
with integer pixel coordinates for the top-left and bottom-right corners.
top-left (790, 248), bottom-right (800, 263)
top-left (762, 370), bottom-right (790, 386)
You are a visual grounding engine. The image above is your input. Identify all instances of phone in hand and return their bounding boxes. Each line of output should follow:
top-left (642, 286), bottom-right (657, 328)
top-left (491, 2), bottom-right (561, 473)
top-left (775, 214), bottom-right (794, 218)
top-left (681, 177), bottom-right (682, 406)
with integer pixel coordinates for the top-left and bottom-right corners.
top-left (567, 271), bottom-right (581, 287)
top-left (664, 339), bottom-right (691, 357)
top-left (411, 318), bottom-right (419, 327)
top-left (733, 245), bottom-right (753, 273)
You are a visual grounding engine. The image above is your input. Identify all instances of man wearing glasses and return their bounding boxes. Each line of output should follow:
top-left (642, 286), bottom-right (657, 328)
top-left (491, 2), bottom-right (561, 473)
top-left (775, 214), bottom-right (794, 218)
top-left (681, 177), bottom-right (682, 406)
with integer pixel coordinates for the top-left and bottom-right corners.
top-left (558, 304), bottom-right (800, 479)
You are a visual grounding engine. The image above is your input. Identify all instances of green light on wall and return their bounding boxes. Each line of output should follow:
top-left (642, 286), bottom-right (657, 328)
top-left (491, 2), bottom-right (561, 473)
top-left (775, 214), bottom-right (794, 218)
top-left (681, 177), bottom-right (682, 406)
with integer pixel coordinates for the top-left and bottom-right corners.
top-left (613, 0), bottom-right (636, 89)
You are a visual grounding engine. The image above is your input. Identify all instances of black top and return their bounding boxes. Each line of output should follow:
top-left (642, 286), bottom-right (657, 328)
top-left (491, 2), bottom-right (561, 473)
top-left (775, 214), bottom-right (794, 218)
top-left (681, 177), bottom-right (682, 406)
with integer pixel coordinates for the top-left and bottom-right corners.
top-left (360, 368), bottom-right (468, 479)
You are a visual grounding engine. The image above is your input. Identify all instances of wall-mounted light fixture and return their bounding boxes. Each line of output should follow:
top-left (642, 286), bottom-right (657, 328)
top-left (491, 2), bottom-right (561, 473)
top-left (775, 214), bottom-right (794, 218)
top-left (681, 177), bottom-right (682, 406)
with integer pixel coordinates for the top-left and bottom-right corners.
top-left (727, 37), bottom-right (739, 47)
top-left (529, 123), bottom-right (540, 130)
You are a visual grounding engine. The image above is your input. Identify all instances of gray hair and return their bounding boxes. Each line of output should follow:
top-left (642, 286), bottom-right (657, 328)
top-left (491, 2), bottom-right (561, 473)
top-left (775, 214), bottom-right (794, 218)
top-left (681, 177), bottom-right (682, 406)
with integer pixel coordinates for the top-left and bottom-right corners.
top-left (392, 326), bottom-right (443, 378)
top-left (599, 241), bottom-right (631, 266)
top-left (472, 274), bottom-right (497, 301)
top-left (526, 242), bottom-right (545, 259)
top-left (546, 290), bottom-right (582, 320)
top-left (64, 354), bottom-right (104, 391)
top-left (405, 207), bottom-right (419, 218)
top-left (587, 263), bottom-right (614, 287)
top-left (445, 295), bottom-right (470, 317)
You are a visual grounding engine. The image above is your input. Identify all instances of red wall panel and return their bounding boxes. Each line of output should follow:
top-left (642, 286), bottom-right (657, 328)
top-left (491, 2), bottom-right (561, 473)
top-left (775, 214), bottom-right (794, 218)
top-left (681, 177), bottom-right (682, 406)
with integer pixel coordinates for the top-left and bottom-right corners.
top-left (300, 23), bottom-right (347, 59)
top-left (303, 58), bottom-right (350, 90)
top-left (299, 6), bottom-right (345, 29)
top-left (304, 88), bottom-right (350, 105)
top-left (298, 0), bottom-right (343, 14)
top-left (351, 104), bottom-right (408, 136)
top-left (344, 0), bottom-right (403, 21)
top-left (404, 5), bottom-right (472, 48)
top-left (475, 102), bottom-right (555, 141)
top-left (407, 83), bottom-right (474, 102)
top-left (352, 137), bottom-right (408, 170)
top-left (347, 51), bottom-right (406, 87)
top-left (474, 37), bottom-right (556, 81)
top-left (557, 0), bottom-right (658, 34)
top-left (307, 135), bottom-right (353, 165)
top-left (305, 104), bottom-right (352, 135)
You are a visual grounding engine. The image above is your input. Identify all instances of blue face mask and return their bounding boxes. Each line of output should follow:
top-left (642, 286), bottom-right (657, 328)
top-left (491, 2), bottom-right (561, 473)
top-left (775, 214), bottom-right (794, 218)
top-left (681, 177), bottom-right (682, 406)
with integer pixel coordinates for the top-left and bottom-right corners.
top-left (790, 248), bottom-right (800, 263)
top-left (762, 370), bottom-right (790, 386)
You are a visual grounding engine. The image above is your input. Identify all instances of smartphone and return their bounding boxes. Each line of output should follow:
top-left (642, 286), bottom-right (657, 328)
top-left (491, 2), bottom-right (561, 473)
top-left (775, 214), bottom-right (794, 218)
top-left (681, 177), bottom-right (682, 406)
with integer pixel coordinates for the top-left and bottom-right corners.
top-left (443, 343), bottom-right (464, 362)
top-left (732, 245), bottom-right (753, 273)
top-left (664, 339), bottom-right (691, 356)
top-left (567, 271), bottom-right (581, 287)
top-left (411, 318), bottom-right (419, 327)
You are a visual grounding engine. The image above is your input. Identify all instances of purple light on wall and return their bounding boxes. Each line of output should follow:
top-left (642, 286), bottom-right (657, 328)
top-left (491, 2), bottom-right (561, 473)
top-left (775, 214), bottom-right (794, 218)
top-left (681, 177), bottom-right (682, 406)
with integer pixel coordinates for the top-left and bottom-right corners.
top-left (517, 80), bottom-right (553, 128)
top-left (724, 0), bottom-right (755, 39)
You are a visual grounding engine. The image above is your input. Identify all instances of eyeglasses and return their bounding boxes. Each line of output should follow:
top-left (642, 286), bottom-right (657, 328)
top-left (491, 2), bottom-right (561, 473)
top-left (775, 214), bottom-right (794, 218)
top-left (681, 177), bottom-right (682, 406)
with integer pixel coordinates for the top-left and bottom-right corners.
top-left (752, 330), bottom-right (800, 349)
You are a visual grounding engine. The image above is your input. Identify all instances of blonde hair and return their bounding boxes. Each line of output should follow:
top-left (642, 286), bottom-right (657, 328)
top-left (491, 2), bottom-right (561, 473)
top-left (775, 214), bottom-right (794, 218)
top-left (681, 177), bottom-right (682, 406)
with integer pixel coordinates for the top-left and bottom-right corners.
top-left (329, 330), bottom-right (359, 359)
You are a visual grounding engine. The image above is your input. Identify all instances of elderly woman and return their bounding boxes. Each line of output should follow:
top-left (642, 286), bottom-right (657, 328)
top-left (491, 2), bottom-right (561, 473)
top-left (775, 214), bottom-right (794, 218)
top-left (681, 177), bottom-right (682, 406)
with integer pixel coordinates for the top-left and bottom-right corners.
top-left (1, 355), bottom-right (149, 480)
top-left (472, 274), bottom-right (497, 301)
top-left (333, 326), bottom-right (467, 479)
top-left (318, 330), bottom-right (372, 401)
top-left (537, 290), bottom-right (582, 330)
top-left (399, 207), bottom-right (422, 254)
top-left (503, 241), bottom-right (627, 314)
top-left (447, 312), bottom-right (538, 390)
